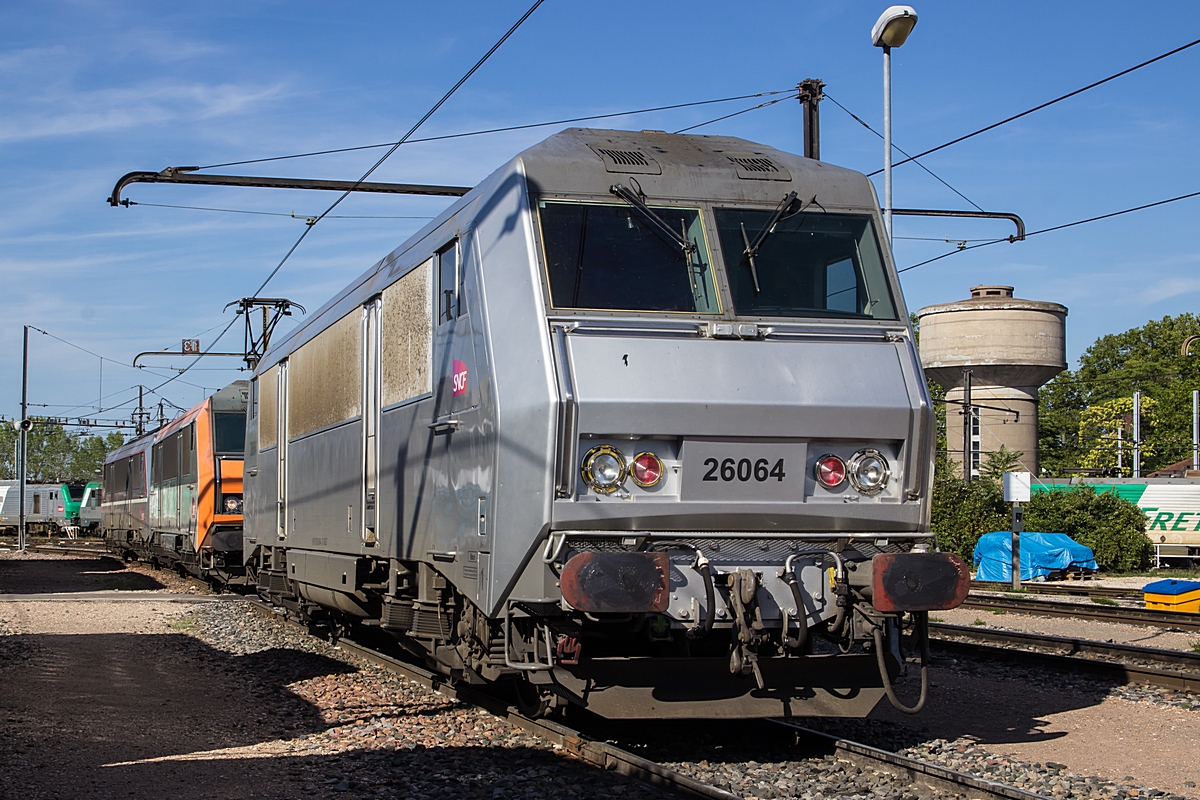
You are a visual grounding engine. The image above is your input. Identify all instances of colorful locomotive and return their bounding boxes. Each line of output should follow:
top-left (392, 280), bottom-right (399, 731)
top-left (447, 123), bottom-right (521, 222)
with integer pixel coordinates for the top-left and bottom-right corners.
top-left (101, 381), bottom-right (248, 583)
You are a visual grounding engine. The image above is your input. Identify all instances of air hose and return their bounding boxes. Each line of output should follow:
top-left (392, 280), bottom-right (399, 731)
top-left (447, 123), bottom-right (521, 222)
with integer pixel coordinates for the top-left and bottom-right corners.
top-left (872, 611), bottom-right (930, 715)
top-left (781, 554), bottom-right (808, 651)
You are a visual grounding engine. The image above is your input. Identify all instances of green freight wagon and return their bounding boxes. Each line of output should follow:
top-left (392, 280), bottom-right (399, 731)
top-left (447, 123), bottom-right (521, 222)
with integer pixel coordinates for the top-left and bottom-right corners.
top-left (1032, 478), bottom-right (1200, 566)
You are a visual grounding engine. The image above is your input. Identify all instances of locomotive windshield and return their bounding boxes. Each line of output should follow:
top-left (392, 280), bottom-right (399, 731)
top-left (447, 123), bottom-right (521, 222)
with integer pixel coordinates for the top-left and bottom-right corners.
top-left (714, 209), bottom-right (898, 320)
top-left (538, 201), bottom-right (720, 313)
top-left (214, 412), bottom-right (246, 455)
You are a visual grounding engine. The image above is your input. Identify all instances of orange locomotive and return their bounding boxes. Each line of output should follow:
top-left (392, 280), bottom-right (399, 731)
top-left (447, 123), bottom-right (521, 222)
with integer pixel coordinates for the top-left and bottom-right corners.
top-left (102, 381), bottom-right (249, 585)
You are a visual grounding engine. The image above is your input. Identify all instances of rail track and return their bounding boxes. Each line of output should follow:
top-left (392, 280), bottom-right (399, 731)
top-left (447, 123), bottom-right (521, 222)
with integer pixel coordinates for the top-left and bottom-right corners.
top-left (771, 721), bottom-right (1049, 800)
top-left (929, 623), bottom-right (1200, 692)
top-left (960, 595), bottom-right (1200, 632)
top-left (244, 598), bottom-right (1048, 800)
top-left (970, 582), bottom-right (1141, 600)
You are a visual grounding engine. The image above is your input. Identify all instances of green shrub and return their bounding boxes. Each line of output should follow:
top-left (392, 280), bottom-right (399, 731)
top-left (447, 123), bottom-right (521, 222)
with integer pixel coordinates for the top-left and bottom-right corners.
top-left (1023, 485), bottom-right (1150, 572)
top-left (930, 459), bottom-right (1008, 562)
top-left (928, 457), bottom-right (1150, 572)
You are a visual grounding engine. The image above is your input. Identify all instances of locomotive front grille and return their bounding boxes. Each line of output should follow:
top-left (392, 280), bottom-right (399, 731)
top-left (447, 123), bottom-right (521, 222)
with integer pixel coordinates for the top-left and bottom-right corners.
top-left (563, 534), bottom-right (925, 563)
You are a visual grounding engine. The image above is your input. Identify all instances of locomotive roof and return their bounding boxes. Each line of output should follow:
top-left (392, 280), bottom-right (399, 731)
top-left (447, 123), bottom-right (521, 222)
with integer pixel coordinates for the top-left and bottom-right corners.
top-left (260, 128), bottom-right (885, 365)
top-left (516, 127), bottom-right (877, 207)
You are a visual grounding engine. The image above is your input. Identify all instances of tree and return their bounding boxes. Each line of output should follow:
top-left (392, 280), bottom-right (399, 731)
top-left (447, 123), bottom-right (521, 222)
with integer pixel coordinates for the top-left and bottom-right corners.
top-left (1077, 396), bottom-right (1156, 474)
top-left (980, 445), bottom-right (1024, 482)
top-left (0, 424), bottom-right (124, 483)
top-left (1037, 313), bottom-right (1200, 474)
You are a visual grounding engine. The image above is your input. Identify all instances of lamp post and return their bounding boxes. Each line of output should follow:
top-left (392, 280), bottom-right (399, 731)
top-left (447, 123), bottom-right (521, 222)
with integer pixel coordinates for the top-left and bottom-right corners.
top-left (872, 5), bottom-right (918, 241)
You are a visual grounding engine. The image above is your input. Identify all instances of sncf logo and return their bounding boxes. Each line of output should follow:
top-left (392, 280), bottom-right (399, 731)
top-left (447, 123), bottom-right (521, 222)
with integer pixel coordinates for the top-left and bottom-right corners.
top-left (452, 360), bottom-right (468, 396)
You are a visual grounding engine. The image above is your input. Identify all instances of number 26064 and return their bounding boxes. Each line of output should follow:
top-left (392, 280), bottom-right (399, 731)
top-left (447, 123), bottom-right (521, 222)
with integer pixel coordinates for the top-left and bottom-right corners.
top-left (702, 457), bottom-right (786, 483)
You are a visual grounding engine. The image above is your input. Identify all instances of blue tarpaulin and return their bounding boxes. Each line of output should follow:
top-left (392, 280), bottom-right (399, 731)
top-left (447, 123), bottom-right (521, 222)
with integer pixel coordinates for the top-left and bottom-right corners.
top-left (973, 532), bottom-right (1098, 582)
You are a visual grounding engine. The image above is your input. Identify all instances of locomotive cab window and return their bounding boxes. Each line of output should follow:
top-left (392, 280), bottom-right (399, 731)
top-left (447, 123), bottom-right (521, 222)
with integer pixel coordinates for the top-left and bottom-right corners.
top-left (214, 412), bottom-right (246, 455)
top-left (538, 201), bottom-right (720, 314)
top-left (714, 209), bottom-right (897, 320)
top-left (437, 240), bottom-right (460, 324)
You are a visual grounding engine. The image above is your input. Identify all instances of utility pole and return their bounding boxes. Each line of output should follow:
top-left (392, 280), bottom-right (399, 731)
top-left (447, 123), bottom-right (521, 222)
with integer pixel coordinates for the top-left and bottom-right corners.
top-left (18, 326), bottom-right (28, 552)
top-left (134, 385), bottom-right (149, 437)
top-left (1193, 389), bottom-right (1198, 472)
top-left (962, 369), bottom-right (973, 483)
top-left (797, 79), bottom-right (824, 161)
top-left (1117, 426), bottom-right (1123, 476)
top-left (1133, 390), bottom-right (1142, 479)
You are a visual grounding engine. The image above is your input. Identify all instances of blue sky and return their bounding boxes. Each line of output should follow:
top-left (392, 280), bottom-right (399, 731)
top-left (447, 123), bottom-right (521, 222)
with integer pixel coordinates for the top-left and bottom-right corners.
top-left (3, 1), bottom-right (1200, 424)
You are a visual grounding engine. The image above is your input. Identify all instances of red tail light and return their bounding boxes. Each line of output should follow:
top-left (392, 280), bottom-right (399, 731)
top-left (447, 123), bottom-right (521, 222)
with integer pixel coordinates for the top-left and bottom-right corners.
top-left (630, 452), bottom-right (664, 488)
top-left (814, 455), bottom-right (847, 488)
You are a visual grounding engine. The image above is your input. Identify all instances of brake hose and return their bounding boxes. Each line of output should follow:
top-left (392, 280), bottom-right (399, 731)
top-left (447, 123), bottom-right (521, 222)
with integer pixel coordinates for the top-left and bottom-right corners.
top-left (781, 554), bottom-right (808, 651)
top-left (872, 611), bottom-right (930, 715)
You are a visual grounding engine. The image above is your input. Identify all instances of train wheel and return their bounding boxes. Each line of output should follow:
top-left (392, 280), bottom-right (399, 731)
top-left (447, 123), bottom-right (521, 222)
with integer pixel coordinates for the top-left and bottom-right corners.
top-left (514, 678), bottom-right (557, 719)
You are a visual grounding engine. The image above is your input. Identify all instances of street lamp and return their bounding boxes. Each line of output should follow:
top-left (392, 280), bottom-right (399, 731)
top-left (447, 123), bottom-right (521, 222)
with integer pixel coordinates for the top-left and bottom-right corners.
top-left (872, 5), bottom-right (918, 242)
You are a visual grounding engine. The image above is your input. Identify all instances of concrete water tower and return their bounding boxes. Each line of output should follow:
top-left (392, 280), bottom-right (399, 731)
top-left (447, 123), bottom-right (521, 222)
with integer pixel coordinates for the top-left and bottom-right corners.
top-left (917, 286), bottom-right (1067, 477)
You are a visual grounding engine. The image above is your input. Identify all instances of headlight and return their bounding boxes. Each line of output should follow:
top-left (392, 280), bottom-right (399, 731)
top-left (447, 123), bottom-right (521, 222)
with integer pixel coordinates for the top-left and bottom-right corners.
top-left (580, 445), bottom-right (627, 494)
top-left (848, 449), bottom-right (890, 495)
top-left (813, 454), bottom-right (847, 488)
top-left (223, 494), bottom-right (244, 514)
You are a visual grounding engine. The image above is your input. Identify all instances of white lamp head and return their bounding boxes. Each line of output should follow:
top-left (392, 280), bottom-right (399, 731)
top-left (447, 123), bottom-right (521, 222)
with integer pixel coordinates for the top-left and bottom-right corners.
top-left (872, 5), bottom-right (918, 48)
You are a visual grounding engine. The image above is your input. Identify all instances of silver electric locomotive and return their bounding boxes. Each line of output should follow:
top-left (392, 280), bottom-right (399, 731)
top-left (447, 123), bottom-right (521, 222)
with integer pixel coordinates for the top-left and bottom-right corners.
top-left (243, 128), bottom-right (968, 719)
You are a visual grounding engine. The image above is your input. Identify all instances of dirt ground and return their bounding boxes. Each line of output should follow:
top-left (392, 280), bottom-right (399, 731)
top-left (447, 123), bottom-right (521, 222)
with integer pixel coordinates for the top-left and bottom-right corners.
top-left (0, 553), bottom-right (667, 800)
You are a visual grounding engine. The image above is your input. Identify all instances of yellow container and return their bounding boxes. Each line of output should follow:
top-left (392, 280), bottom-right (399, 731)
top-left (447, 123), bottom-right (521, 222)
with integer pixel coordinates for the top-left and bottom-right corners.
top-left (1143, 579), bottom-right (1200, 613)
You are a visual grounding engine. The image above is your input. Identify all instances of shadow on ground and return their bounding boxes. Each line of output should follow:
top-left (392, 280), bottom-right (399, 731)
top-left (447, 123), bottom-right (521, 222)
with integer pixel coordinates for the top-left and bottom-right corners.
top-left (0, 629), bottom-right (662, 800)
top-left (0, 555), bottom-right (164, 593)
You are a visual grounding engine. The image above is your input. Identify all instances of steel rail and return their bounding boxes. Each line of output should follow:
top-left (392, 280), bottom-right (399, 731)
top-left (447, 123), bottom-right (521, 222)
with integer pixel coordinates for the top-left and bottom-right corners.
top-left (15, 544), bottom-right (115, 557)
top-left (970, 582), bottom-right (1141, 600)
top-left (929, 623), bottom-right (1200, 692)
top-left (959, 595), bottom-right (1200, 632)
top-left (242, 599), bottom-right (737, 800)
top-left (771, 720), bottom-right (1051, 800)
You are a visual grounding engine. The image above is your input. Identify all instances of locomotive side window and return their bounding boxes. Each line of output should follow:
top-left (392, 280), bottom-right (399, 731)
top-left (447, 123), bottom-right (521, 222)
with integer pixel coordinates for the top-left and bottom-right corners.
top-left (131, 453), bottom-right (145, 499)
top-left (259, 365), bottom-right (279, 449)
top-left (437, 240), bottom-right (459, 323)
top-left (714, 210), bottom-right (898, 320)
top-left (287, 310), bottom-right (361, 439)
top-left (381, 259), bottom-right (433, 406)
top-left (538, 201), bottom-right (719, 314)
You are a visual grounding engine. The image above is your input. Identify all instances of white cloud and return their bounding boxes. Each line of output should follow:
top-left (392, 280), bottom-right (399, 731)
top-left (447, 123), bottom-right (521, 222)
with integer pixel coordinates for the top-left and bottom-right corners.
top-left (0, 81), bottom-right (288, 143)
top-left (1136, 275), bottom-right (1200, 305)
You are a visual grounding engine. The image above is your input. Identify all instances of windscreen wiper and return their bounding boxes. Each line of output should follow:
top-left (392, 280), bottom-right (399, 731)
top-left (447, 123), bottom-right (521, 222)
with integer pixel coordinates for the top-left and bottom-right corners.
top-left (740, 191), bottom-right (799, 293)
top-left (610, 184), bottom-right (698, 261)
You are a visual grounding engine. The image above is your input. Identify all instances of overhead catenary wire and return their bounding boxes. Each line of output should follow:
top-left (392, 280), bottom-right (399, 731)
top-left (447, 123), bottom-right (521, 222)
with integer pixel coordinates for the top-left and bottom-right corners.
top-left (823, 92), bottom-right (983, 212)
top-left (672, 93), bottom-right (797, 134)
top-left (898, 188), bottom-right (1200, 273)
top-left (194, 90), bottom-right (797, 171)
top-left (869, 36), bottom-right (1200, 176)
top-left (153, 0), bottom-right (546, 394)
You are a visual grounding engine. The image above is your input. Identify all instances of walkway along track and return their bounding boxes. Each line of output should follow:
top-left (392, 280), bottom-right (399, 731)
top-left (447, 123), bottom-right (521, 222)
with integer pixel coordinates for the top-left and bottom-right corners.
top-left (929, 623), bottom-right (1200, 692)
top-left (243, 598), bottom-right (1049, 800)
top-left (960, 595), bottom-right (1200, 632)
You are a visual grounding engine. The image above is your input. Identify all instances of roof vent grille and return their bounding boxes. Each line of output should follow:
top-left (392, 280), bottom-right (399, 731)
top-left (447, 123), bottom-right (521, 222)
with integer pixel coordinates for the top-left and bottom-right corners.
top-left (728, 156), bottom-right (779, 173)
top-left (597, 148), bottom-right (649, 167)
top-left (587, 143), bottom-right (662, 175)
top-left (725, 152), bottom-right (792, 181)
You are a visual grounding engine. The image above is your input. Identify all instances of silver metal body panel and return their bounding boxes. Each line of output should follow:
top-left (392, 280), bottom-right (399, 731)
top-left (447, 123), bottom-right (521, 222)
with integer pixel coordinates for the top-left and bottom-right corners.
top-left (243, 128), bottom-right (933, 621)
top-left (0, 482), bottom-right (66, 527)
